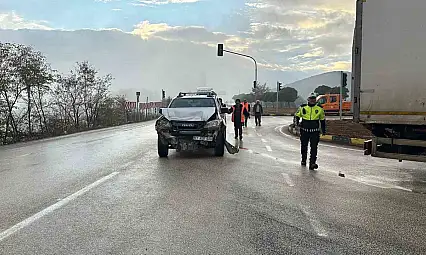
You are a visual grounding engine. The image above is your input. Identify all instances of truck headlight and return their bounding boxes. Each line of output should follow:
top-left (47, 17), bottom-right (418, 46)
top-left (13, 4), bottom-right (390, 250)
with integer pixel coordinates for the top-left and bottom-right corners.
top-left (155, 117), bottom-right (171, 130)
top-left (205, 120), bottom-right (221, 130)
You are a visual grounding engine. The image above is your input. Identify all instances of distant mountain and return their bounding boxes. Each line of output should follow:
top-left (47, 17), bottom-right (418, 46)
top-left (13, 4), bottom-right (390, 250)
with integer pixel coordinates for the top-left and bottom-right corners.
top-left (285, 71), bottom-right (352, 100)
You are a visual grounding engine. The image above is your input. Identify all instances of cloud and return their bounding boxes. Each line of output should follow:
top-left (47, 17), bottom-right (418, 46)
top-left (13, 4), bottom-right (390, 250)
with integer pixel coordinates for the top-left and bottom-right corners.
top-left (0, 0), bottom-right (356, 98)
top-left (0, 12), bottom-right (52, 30)
top-left (131, 21), bottom-right (249, 51)
top-left (129, 0), bottom-right (355, 74)
top-left (132, 0), bottom-right (200, 6)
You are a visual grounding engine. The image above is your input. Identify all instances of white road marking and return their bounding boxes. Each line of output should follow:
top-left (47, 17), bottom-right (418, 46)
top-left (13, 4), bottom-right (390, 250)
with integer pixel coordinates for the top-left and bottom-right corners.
top-left (17, 153), bottom-right (31, 158)
top-left (277, 126), bottom-right (360, 152)
top-left (300, 205), bottom-right (328, 237)
top-left (0, 172), bottom-right (119, 242)
top-left (121, 161), bottom-right (135, 170)
top-left (260, 153), bottom-right (277, 160)
top-left (261, 138), bottom-right (267, 143)
top-left (346, 176), bottom-right (413, 192)
top-left (265, 145), bottom-right (272, 152)
top-left (281, 173), bottom-right (294, 187)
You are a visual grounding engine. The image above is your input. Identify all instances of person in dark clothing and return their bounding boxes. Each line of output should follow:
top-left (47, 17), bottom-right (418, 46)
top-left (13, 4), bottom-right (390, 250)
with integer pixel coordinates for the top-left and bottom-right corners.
top-left (253, 100), bottom-right (263, 126)
top-left (229, 99), bottom-right (248, 140)
top-left (294, 93), bottom-right (326, 170)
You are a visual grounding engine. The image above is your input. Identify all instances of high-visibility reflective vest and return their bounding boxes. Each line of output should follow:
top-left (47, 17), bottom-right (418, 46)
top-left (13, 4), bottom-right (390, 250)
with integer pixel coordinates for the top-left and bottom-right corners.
top-left (243, 102), bottom-right (249, 113)
top-left (295, 104), bottom-right (325, 132)
top-left (231, 105), bottom-right (245, 123)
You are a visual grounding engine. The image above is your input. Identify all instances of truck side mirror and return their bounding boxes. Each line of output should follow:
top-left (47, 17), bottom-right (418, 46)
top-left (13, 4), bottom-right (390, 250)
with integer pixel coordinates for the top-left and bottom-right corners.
top-left (159, 108), bottom-right (163, 114)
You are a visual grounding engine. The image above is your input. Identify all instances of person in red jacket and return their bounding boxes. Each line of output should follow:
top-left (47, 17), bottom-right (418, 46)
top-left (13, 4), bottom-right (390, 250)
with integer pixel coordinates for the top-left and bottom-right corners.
top-left (229, 99), bottom-right (248, 140)
top-left (242, 99), bottom-right (250, 127)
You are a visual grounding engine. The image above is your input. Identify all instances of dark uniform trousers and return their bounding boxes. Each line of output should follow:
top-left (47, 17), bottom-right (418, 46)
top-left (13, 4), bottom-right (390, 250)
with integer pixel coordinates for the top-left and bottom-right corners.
top-left (300, 129), bottom-right (320, 163)
top-left (254, 113), bottom-right (261, 125)
top-left (234, 123), bottom-right (243, 138)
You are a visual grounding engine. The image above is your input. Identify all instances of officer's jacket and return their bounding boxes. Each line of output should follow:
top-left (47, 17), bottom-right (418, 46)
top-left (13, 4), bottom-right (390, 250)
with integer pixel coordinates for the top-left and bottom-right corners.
top-left (295, 104), bottom-right (326, 132)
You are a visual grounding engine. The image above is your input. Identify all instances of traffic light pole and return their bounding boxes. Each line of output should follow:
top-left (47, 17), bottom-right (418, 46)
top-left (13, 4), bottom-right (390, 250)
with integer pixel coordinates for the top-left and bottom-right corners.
top-left (222, 50), bottom-right (258, 86)
top-left (218, 44), bottom-right (258, 99)
top-left (136, 92), bottom-right (140, 122)
top-left (276, 81), bottom-right (279, 114)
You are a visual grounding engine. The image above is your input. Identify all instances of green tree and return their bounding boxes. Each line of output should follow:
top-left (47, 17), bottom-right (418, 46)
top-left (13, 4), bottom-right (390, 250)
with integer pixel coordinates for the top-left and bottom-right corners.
top-left (330, 86), bottom-right (349, 99)
top-left (314, 85), bottom-right (332, 95)
top-left (279, 87), bottom-right (298, 103)
top-left (262, 92), bottom-right (276, 102)
top-left (251, 82), bottom-right (269, 100)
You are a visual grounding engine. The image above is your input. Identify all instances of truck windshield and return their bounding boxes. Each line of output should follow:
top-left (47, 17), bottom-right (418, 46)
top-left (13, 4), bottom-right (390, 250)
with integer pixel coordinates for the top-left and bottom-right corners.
top-left (169, 98), bottom-right (216, 108)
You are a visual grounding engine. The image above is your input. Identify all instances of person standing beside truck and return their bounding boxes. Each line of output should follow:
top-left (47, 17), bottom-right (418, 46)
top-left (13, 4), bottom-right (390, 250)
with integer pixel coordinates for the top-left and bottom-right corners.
top-left (253, 100), bottom-right (263, 126)
top-left (229, 99), bottom-right (248, 140)
top-left (294, 93), bottom-right (326, 170)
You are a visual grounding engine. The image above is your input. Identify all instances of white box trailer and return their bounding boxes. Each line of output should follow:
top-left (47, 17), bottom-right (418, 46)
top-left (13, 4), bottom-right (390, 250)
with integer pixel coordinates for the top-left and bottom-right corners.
top-left (352, 0), bottom-right (426, 162)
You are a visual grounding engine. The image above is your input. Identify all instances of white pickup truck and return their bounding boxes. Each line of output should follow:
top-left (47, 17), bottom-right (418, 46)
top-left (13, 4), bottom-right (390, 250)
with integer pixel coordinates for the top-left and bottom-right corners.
top-left (352, 0), bottom-right (426, 162)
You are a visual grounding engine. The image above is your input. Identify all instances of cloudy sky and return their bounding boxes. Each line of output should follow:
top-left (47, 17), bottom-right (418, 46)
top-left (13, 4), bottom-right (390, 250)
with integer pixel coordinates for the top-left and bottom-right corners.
top-left (0, 0), bottom-right (355, 100)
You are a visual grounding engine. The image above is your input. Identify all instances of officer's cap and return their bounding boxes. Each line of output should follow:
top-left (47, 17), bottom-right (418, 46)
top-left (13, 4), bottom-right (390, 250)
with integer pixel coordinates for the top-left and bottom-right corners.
top-left (308, 92), bottom-right (317, 99)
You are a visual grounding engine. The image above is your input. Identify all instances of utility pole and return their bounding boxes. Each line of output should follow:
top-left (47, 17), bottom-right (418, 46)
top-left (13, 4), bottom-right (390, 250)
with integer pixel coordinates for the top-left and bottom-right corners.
top-left (352, 0), bottom-right (364, 123)
top-left (136, 91), bottom-right (140, 122)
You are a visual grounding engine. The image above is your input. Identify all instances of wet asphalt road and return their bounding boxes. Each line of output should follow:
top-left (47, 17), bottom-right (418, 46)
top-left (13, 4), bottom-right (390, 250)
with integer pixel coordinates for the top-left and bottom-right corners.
top-left (0, 117), bottom-right (426, 254)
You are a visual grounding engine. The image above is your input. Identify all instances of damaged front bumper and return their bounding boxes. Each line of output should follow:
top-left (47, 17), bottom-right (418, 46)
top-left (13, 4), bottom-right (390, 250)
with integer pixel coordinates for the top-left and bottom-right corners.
top-left (155, 116), bottom-right (226, 151)
top-left (157, 129), bottom-right (220, 150)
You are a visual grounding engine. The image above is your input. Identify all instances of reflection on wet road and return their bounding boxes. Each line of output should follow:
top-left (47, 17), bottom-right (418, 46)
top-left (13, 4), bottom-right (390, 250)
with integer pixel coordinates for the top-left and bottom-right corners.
top-left (0, 117), bottom-right (425, 254)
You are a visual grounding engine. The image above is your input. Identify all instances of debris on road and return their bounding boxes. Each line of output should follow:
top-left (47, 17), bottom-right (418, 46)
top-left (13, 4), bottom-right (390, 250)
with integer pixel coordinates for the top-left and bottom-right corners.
top-left (338, 171), bottom-right (346, 178)
top-left (225, 140), bottom-right (239, 154)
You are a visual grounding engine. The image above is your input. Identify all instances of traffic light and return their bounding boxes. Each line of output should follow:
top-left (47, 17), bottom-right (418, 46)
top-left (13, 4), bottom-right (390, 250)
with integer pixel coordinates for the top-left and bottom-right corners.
top-left (253, 80), bottom-right (257, 89)
top-left (277, 82), bottom-right (282, 91)
top-left (342, 72), bottom-right (348, 87)
top-left (217, 44), bottom-right (224, 56)
top-left (162, 89), bottom-right (165, 99)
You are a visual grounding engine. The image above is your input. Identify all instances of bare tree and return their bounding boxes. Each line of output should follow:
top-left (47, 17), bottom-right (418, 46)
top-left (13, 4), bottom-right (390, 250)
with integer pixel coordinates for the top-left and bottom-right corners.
top-left (1, 42), bottom-right (155, 145)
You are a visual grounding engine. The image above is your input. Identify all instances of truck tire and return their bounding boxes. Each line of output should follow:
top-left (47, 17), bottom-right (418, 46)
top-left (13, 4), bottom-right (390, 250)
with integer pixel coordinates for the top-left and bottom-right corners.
top-left (158, 136), bottom-right (169, 157)
top-left (214, 132), bottom-right (225, 157)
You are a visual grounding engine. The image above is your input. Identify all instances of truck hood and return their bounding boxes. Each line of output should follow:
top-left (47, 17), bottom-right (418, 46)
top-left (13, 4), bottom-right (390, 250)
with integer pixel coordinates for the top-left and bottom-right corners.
top-left (161, 107), bottom-right (216, 121)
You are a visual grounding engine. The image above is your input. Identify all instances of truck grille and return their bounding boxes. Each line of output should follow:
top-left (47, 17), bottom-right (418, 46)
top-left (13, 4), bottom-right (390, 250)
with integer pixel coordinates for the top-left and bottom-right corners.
top-left (171, 121), bottom-right (205, 135)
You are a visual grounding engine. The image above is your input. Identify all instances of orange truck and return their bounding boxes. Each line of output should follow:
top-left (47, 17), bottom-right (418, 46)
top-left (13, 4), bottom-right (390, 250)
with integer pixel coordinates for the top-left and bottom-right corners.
top-left (316, 94), bottom-right (351, 113)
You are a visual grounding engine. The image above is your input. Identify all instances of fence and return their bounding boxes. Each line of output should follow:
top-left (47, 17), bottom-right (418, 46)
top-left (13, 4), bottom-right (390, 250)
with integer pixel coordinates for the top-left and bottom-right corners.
top-left (257, 101), bottom-right (297, 109)
top-left (125, 101), bottom-right (166, 123)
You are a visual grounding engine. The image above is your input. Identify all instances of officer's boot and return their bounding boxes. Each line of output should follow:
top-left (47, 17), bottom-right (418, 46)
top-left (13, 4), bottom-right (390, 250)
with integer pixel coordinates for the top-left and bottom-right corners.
top-left (301, 154), bottom-right (307, 166)
top-left (309, 157), bottom-right (318, 170)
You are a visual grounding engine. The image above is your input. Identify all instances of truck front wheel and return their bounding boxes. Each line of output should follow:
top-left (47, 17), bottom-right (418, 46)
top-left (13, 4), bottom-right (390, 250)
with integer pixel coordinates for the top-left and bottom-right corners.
top-left (158, 135), bottom-right (169, 158)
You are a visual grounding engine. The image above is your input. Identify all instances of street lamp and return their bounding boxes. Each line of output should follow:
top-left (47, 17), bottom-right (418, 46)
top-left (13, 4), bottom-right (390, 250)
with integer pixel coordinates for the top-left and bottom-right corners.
top-left (217, 44), bottom-right (258, 90)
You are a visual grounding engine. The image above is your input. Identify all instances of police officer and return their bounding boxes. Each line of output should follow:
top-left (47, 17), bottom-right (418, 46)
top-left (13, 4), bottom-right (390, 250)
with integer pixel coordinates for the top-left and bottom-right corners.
top-left (294, 93), bottom-right (326, 170)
